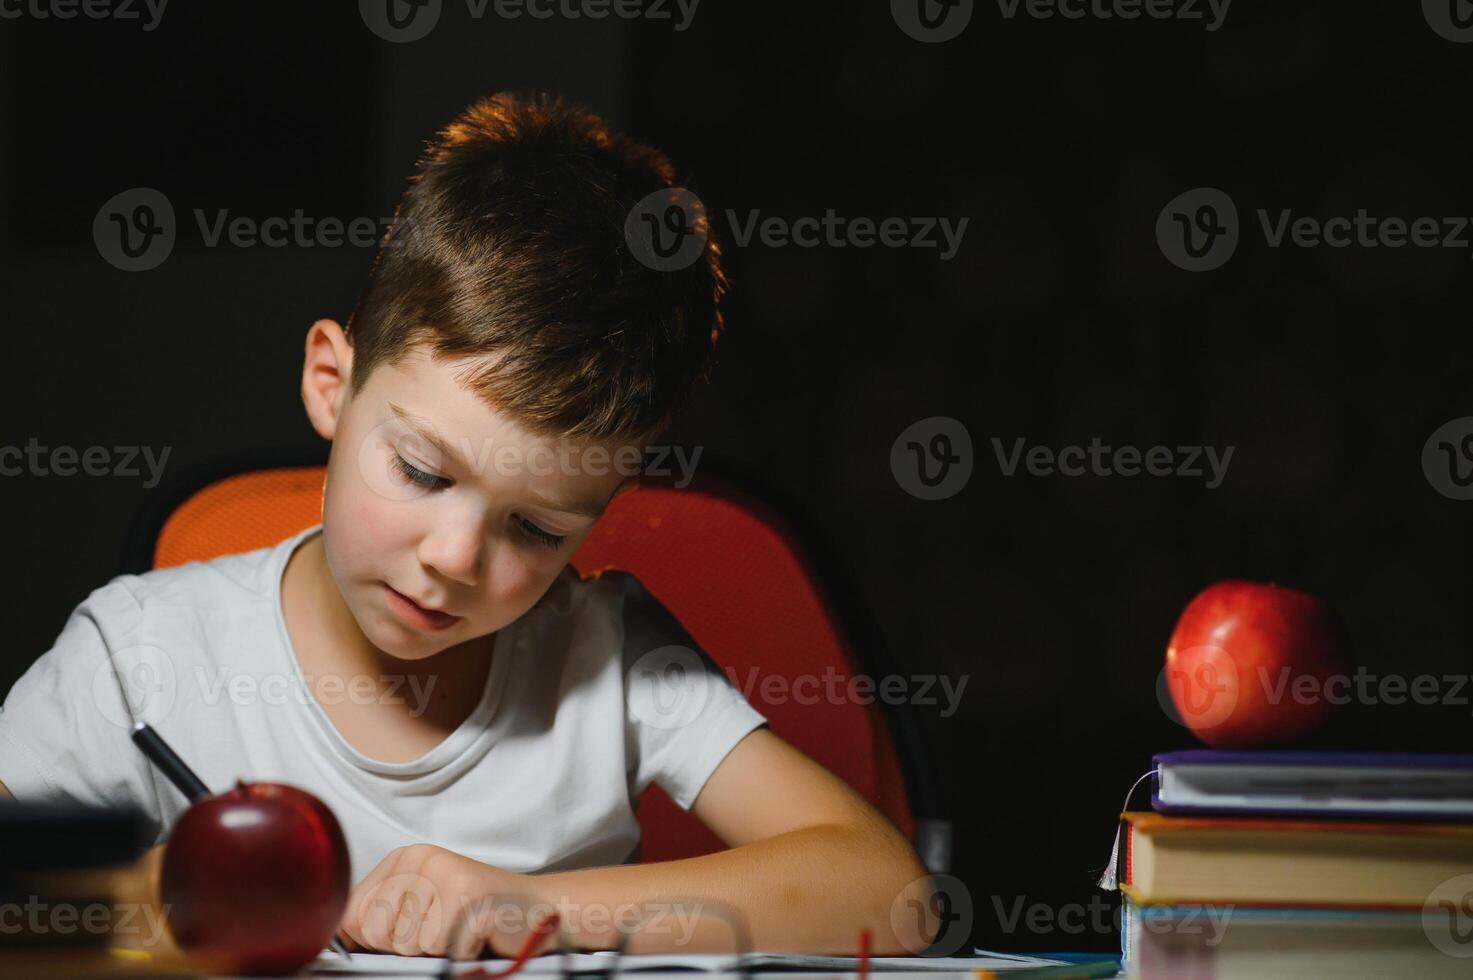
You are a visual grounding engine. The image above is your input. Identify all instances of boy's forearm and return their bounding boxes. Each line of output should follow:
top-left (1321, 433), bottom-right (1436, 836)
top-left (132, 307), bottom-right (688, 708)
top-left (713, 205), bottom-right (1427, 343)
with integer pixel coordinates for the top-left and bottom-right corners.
top-left (526, 824), bottom-right (935, 955)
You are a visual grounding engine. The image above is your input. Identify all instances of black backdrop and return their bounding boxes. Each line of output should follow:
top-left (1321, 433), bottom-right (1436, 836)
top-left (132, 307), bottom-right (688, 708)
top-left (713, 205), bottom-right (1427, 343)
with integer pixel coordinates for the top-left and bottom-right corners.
top-left (4, 0), bottom-right (1472, 955)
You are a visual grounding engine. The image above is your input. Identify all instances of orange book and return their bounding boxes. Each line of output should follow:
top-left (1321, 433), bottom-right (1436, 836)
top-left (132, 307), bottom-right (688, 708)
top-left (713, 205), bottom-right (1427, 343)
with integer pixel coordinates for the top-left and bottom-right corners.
top-left (1119, 811), bottom-right (1473, 908)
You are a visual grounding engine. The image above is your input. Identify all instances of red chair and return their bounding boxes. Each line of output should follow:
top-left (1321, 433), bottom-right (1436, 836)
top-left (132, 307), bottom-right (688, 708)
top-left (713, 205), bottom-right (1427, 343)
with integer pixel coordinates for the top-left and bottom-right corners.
top-left (123, 449), bottom-right (950, 871)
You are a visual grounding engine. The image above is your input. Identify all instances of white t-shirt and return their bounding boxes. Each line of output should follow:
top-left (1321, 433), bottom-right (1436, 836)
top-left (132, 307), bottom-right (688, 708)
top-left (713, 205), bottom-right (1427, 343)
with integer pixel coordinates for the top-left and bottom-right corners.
top-left (0, 523), bottom-right (767, 883)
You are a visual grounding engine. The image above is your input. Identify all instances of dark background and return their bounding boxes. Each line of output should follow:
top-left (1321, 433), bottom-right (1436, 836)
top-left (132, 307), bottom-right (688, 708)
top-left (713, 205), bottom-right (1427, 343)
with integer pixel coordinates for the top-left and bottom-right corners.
top-left (4, 0), bottom-right (1472, 955)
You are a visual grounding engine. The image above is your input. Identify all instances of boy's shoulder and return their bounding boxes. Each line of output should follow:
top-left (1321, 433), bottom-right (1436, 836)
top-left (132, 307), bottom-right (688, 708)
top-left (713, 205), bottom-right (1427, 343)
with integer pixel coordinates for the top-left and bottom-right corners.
top-left (80, 527), bottom-right (308, 626)
top-left (120, 534), bottom-right (297, 605)
top-left (552, 564), bottom-right (660, 621)
top-left (554, 565), bottom-right (702, 663)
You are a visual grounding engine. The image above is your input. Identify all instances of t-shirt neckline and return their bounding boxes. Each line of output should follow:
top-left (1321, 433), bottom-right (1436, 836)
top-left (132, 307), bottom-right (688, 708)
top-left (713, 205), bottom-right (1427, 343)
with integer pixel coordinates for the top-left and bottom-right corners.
top-left (269, 523), bottom-right (513, 777)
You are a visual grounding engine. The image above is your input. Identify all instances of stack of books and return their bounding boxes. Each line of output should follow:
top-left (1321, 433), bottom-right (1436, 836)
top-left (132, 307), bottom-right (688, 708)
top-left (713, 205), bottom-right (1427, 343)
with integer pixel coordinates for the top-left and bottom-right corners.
top-left (1115, 750), bottom-right (1473, 979)
top-left (0, 798), bottom-right (191, 977)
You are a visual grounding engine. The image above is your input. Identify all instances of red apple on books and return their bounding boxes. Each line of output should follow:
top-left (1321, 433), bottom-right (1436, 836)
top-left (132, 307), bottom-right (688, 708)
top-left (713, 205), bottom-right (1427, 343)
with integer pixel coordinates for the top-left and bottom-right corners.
top-left (1163, 580), bottom-right (1347, 749)
top-left (161, 780), bottom-right (351, 976)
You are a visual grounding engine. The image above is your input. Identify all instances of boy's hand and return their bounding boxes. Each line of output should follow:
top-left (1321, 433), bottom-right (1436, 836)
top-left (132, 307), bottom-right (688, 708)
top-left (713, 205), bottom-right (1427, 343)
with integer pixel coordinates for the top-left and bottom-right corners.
top-left (339, 843), bottom-right (551, 959)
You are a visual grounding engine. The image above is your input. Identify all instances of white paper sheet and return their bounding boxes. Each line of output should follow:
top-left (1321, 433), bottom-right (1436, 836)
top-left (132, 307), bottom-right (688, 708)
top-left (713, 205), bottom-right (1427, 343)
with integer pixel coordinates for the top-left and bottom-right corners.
top-left (307, 948), bottom-right (1064, 976)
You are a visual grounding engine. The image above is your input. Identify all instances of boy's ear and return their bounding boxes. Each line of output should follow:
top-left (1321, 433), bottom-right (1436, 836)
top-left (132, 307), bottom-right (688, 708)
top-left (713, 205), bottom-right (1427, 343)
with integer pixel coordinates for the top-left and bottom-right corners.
top-left (301, 318), bottom-right (354, 440)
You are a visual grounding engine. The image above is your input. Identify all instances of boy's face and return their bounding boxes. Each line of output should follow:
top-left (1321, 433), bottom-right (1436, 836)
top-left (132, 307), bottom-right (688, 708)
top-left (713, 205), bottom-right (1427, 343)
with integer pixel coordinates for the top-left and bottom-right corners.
top-left (302, 319), bottom-right (644, 662)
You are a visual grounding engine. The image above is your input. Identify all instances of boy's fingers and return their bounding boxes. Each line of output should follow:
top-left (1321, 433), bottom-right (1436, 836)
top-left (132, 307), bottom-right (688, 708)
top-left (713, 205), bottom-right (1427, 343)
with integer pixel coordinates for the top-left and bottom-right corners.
top-left (342, 849), bottom-right (409, 945)
top-left (391, 876), bottom-right (440, 957)
top-left (417, 891), bottom-right (456, 958)
top-left (361, 878), bottom-right (411, 951)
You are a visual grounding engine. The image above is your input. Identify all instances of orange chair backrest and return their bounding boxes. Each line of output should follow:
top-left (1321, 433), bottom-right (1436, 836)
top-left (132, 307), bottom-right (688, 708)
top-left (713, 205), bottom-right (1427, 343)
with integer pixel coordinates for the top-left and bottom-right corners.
top-left (152, 466), bottom-right (914, 862)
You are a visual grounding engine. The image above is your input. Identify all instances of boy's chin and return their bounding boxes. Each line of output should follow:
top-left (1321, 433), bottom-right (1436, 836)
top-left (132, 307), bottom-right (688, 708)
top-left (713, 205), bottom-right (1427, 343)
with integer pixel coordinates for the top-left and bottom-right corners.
top-left (373, 628), bottom-right (456, 662)
top-left (354, 609), bottom-right (458, 662)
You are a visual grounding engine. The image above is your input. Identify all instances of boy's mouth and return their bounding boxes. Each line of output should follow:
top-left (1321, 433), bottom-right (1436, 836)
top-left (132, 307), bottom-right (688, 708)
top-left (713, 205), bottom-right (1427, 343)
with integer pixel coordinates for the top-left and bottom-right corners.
top-left (383, 583), bottom-right (461, 631)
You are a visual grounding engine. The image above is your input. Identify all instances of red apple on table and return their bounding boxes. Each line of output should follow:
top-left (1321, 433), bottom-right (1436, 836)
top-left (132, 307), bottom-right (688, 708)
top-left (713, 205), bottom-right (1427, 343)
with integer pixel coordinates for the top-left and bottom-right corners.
top-left (1163, 580), bottom-right (1347, 749)
top-left (161, 780), bottom-right (351, 976)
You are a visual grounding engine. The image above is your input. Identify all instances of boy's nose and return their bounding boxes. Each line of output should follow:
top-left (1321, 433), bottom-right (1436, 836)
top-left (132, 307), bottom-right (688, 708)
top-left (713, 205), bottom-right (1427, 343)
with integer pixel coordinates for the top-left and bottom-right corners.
top-left (417, 520), bottom-right (486, 588)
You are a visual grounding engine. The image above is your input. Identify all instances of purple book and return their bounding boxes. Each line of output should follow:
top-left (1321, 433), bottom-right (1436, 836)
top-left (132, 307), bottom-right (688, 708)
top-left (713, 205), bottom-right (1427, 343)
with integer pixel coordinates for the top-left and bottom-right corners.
top-left (1150, 750), bottom-right (1473, 819)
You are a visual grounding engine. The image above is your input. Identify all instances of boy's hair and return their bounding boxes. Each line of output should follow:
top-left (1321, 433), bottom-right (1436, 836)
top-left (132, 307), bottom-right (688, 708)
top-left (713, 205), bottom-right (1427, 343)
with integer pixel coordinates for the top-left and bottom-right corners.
top-left (344, 92), bottom-right (728, 444)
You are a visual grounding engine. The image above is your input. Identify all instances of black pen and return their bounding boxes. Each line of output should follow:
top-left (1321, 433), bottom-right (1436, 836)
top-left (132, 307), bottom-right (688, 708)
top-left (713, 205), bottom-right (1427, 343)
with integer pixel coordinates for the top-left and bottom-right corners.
top-left (130, 721), bottom-right (354, 961)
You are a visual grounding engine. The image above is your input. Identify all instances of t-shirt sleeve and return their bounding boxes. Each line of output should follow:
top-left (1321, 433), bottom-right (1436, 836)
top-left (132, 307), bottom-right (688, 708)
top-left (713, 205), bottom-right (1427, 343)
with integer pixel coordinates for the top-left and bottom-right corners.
top-left (616, 572), bottom-right (768, 811)
top-left (0, 579), bottom-right (166, 841)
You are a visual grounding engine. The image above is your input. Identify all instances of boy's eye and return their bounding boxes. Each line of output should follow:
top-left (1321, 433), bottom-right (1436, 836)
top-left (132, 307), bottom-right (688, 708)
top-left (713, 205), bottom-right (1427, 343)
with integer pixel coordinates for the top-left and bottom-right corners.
top-left (516, 516), bottom-right (565, 550)
top-left (390, 455), bottom-right (565, 550)
top-left (391, 454), bottom-right (449, 490)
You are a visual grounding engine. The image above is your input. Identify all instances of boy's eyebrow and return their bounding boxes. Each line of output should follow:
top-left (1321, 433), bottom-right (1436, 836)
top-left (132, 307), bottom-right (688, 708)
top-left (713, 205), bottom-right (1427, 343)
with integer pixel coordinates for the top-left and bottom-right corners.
top-left (388, 402), bottom-right (609, 519)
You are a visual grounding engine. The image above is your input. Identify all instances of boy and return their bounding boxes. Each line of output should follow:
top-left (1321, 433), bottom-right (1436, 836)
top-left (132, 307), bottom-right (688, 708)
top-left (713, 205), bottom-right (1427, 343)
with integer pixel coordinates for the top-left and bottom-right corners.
top-left (0, 93), bottom-right (934, 959)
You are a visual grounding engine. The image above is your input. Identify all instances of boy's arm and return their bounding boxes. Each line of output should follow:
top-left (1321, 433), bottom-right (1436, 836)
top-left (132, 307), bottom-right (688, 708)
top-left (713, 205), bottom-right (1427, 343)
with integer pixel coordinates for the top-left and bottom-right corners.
top-left (530, 727), bottom-right (939, 955)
